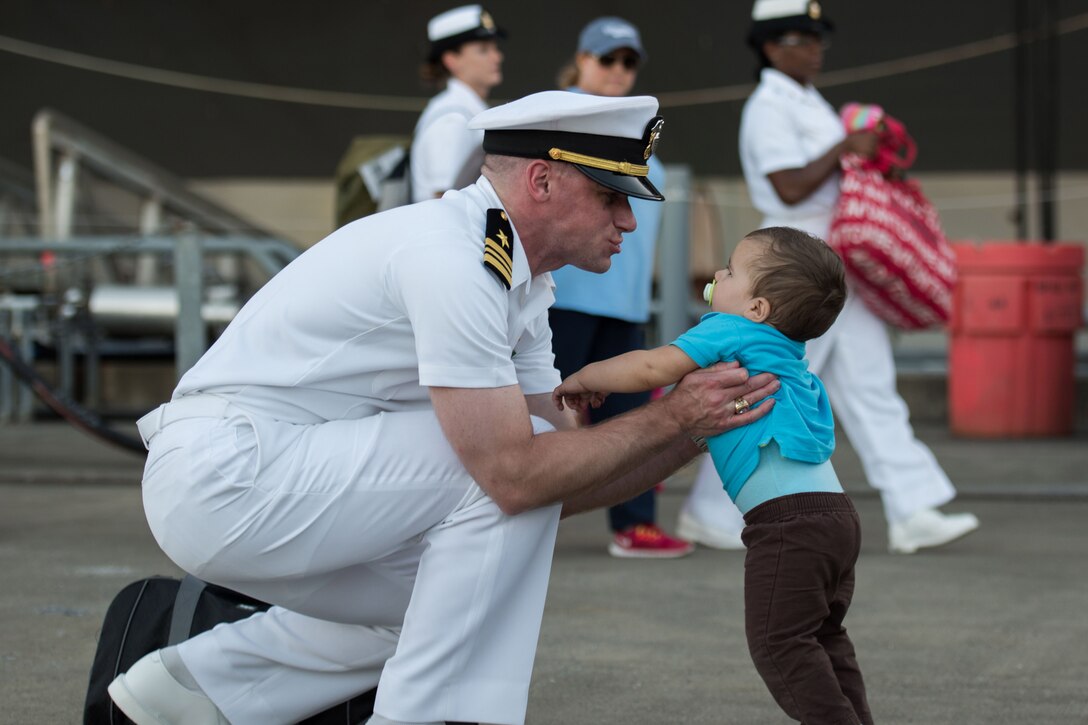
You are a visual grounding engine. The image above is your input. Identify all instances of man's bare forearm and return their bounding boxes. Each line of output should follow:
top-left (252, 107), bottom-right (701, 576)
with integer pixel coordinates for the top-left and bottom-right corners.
top-left (511, 396), bottom-right (688, 512)
top-left (560, 435), bottom-right (700, 518)
top-left (434, 365), bottom-right (778, 517)
top-left (506, 367), bottom-right (774, 513)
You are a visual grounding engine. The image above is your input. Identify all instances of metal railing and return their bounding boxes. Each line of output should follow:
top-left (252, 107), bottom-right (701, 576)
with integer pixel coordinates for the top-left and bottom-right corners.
top-left (32, 109), bottom-right (274, 240)
top-left (0, 157), bottom-right (38, 237)
top-left (0, 234), bottom-right (299, 422)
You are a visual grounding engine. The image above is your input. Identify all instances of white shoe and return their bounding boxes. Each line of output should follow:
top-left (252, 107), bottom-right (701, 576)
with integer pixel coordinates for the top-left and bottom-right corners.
top-left (676, 510), bottom-right (745, 550)
top-left (888, 508), bottom-right (980, 554)
top-left (108, 650), bottom-right (229, 725)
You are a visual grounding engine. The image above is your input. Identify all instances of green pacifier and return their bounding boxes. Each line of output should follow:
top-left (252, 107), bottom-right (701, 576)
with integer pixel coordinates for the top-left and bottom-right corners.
top-left (703, 280), bottom-right (716, 307)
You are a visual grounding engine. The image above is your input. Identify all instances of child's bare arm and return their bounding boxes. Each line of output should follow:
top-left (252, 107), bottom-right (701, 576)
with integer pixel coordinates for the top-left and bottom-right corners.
top-left (555, 346), bottom-right (700, 407)
top-left (596, 346), bottom-right (700, 391)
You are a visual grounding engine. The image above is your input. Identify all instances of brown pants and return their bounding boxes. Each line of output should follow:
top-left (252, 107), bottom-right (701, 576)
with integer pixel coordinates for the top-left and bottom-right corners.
top-left (742, 493), bottom-right (873, 725)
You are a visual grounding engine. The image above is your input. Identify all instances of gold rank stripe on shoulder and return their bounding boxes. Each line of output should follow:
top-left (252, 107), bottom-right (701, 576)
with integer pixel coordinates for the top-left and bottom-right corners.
top-left (483, 208), bottom-right (514, 289)
top-left (484, 246), bottom-right (512, 285)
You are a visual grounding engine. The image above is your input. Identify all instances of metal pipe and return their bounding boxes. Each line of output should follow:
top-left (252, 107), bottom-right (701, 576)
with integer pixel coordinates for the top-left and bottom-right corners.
top-left (1038, 0), bottom-right (1059, 241)
top-left (54, 152), bottom-right (78, 241)
top-left (0, 309), bottom-right (12, 422)
top-left (32, 112), bottom-right (54, 240)
top-left (656, 165), bottom-right (693, 348)
top-left (1013, 0), bottom-right (1030, 240)
top-left (174, 229), bottom-right (206, 379)
top-left (135, 196), bottom-right (163, 284)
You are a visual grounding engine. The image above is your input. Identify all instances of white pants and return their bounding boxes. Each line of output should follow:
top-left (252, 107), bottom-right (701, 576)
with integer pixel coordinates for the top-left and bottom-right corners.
top-left (140, 401), bottom-right (561, 725)
top-left (683, 212), bottom-right (956, 530)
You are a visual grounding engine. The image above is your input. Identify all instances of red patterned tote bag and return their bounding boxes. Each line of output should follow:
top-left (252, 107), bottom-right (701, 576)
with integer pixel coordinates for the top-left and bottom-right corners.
top-left (828, 104), bottom-right (956, 329)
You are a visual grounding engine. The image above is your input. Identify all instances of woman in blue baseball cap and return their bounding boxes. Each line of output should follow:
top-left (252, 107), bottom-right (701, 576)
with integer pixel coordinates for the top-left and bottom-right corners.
top-left (549, 18), bottom-right (693, 559)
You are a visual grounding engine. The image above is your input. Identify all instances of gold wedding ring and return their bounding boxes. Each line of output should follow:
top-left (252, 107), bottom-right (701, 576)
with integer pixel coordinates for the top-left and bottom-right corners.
top-left (734, 397), bottom-right (751, 415)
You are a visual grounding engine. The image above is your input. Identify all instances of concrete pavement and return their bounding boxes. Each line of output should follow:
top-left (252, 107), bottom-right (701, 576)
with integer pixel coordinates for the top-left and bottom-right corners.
top-left (1, 420), bottom-right (1087, 724)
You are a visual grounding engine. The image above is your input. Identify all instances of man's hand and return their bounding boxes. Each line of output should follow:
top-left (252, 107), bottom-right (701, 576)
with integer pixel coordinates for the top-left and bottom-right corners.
top-left (658, 361), bottom-right (778, 439)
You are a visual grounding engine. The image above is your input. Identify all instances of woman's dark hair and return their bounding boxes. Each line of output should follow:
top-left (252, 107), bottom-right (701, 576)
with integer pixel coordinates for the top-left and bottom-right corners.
top-left (419, 59), bottom-right (451, 87)
top-left (746, 24), bottom-right (782, 78)
top-left (745, 226), bottom-right (846, 341)
top-left (748, 36), bottom-right (775, 79)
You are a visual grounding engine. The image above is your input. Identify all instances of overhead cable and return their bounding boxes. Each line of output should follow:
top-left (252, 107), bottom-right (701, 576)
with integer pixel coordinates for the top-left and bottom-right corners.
top-left (0, 13), bottom-right (1085, 111)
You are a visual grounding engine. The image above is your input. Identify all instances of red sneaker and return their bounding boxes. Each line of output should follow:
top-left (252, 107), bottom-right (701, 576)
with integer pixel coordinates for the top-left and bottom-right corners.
top-left (608, 524), bottom-right (695, 559)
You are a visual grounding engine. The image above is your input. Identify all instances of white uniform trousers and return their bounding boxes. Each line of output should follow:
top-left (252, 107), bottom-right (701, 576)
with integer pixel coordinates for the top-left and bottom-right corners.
top-left (805, 290), bottom-right (956, 522)
top-left (682, 210), bottom-right (956, 530)
top-left (140, 400), bottom-right (561, 725)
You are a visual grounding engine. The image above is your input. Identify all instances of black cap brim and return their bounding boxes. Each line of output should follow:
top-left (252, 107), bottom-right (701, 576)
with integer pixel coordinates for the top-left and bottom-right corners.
top-left (573, 164), bottom-right (664, 202)
top-left (748, 16), bottom-right (834, 47)
top-left (428, 26), bottom-right (507, 62)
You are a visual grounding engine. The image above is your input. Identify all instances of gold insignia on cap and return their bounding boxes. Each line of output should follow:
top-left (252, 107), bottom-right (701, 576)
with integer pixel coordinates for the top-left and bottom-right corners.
top-left (808, 1), bottom-right (822, 19)
top-left (643, 118), bottom-right (664, 161)
top-left (547, 148), bottom-right (649, 177)
top-left (480, 11), bottom-right (495, 31)
top-left (483, 208), bottom-right (513, 289)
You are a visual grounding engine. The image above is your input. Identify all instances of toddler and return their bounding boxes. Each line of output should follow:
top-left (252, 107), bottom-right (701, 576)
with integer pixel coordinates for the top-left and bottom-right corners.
top-left (554, 226), bottom-right (872, 725)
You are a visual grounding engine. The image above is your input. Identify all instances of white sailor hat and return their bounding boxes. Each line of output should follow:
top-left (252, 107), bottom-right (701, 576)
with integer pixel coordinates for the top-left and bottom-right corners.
top-left (748, 0), bottom-right (833, 46)
top-left (427, 5), bottom-right (505, 61)
top-left (468, 91), bottom-right (665, 201)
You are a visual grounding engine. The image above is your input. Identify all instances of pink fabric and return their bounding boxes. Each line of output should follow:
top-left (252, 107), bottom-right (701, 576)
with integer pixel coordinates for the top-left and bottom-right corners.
top-left (828, 158), bottom-right (956, 330)
top-left (840, 103), bottom-right (917, 176)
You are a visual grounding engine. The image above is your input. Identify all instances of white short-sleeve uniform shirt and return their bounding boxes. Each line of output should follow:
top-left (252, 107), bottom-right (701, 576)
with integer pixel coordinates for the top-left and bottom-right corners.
top-left (410, 78), bottom-right (488, 203)
top-left (739, 67), bottom-right (845, 237)
top-left (152, 181), bottom-right (562, 725)
top-left (175, 177), bottom-right (559, 422)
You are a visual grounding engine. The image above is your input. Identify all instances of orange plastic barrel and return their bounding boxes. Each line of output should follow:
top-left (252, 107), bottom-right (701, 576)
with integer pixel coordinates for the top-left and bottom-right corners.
top-left (949, 242), bottom-right (1084, 437)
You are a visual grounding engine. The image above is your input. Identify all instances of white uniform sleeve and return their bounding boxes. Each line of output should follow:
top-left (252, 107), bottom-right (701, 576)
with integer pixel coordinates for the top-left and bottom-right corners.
top-left (743, 99), bottom-right (809, 176)
top-left (512, 314), bottom-right (561, 395)
top-left (386, 239), bottom-right (518, 389)
top-left (412, 113), bottom-right (483, 200)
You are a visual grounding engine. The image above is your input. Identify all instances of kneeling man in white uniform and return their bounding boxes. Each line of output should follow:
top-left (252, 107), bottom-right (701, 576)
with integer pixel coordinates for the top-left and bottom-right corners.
top-left (108, 91), bottom-right (779, 725)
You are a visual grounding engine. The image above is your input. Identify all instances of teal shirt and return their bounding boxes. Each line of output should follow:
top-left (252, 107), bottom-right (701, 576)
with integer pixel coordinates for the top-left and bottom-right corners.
top-left (672, 313), bottom-right (836, 500)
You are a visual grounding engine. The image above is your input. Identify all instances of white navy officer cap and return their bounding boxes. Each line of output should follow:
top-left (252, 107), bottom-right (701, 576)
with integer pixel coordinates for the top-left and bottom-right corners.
top-left (468, 91), bottom-right (665, 201)
top-left (427, 5), bottom-right (505, 62)
top-left (577, 16), bottom-right (647, 61)
top-left (748, 0), bottom-right (833, 47)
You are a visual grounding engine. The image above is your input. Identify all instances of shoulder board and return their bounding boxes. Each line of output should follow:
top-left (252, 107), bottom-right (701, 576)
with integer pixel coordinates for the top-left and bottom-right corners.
top-left (483, 208), bottom-right (513, 289)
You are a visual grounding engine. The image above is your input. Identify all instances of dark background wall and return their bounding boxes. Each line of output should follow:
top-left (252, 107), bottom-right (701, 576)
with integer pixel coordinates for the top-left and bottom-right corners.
top-left (2, 0), bottom-right (1086, 179)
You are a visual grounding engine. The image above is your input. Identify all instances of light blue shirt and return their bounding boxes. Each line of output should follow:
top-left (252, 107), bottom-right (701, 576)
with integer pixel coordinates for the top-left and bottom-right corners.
top-left (672, 313), bottom-right (837, 503)
top-left (550, 87), bottom-right (665, 323)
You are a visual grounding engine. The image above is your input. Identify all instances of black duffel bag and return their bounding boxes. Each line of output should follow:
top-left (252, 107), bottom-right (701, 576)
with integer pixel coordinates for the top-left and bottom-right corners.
top-left (83, 574), bottom-right (376, 724)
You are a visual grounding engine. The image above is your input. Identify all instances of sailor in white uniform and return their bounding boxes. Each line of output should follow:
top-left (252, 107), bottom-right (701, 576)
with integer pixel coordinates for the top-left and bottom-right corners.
top-left (677, 0), bottom-right (979, 555)
top-left (411, 5), bottom-right (504, 203)
top-left (108, 91), bottom-right (780, 725)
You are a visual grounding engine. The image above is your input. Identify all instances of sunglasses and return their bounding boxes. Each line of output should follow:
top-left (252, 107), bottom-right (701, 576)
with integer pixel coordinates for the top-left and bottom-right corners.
top-left (597, 53), bottom-right (639, 71)
top-left (775, 34), bottom-right (832, 50)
